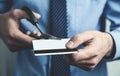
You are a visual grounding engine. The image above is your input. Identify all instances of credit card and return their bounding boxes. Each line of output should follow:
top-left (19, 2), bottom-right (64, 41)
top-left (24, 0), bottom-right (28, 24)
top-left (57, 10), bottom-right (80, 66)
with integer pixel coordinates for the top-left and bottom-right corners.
top-left (32, 38), bottom-right (77, 56)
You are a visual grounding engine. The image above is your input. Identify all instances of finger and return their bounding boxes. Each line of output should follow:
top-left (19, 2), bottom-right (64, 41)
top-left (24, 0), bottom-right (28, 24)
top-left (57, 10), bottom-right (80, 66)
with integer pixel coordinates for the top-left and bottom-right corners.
top-left (9, 42), bottom-right (31, 52)
top-left (31, 30), bottom-right (41, 37)
top-left (65, 54), bottom-right (97, 71)
top-left (32, 30), bottom-right (37, 35)
top-left (26, 31), bottom-right (31, 35)
top-left (67, 59), bottom-right (94, 71)
top-left (74, 64), bottom-right (95, 71)
top-left (13, 30), bottom-right (35, 45)
top-left (66, 31), bottom-right (94, 49)
top-left (75, 65), bottom-right (90, 71)
top-left (6, 37), bottom-right (32, 52)
top-left (36, 32), bottom-right (41, 36)
top-left (10, 9), bottom-right (30, 20)
top-left (65, 53), bottom-right (97, 65)
top-left (75, 57), bottom-right (98, 66)
top-left (71, 45), bottom-right (98, 61)
top-left (9, 44), bottom-right (32, 52)
top-left (68, 57), bottom-right (96, 71)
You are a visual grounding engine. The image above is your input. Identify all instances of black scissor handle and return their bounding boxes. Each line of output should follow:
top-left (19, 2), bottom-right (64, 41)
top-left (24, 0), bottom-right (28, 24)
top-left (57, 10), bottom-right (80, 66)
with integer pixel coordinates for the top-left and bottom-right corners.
top-left (22, 6), bottom-right (37, 25)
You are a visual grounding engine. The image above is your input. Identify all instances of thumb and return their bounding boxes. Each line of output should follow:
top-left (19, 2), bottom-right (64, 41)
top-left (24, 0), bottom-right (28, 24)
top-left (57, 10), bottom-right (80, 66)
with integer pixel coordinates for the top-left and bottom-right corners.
top-left (9, 9), bottom-right (40, 20)
top-left (66, 32), bottom-right (94, 49)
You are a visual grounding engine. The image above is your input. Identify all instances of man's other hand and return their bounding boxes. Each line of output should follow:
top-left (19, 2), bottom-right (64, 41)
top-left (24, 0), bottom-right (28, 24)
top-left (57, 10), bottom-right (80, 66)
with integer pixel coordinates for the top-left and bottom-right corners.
top-left (66, 31), bottom-right (114, 71)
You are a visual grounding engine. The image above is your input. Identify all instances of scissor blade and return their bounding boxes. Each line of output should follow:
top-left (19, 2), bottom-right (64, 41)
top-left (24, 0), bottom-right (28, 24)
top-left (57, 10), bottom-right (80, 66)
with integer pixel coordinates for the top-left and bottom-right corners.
top-left (30, 33), bottom-right (60, 40)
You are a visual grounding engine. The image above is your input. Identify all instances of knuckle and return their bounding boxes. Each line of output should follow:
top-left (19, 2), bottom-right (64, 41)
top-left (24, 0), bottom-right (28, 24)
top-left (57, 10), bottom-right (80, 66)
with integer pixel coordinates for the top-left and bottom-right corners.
top-left (13, 33), bottom-right (19, 39)
top-left (10, 9), bottom-right (20, 19)
top-left (87, 52), bottom-right (94, 57)
top-left (93, 52), bottom-right (99, 56)
top-left (12, 9), bottom-right (19, 16)
top-left (87, 51), bottom-right (98, 58)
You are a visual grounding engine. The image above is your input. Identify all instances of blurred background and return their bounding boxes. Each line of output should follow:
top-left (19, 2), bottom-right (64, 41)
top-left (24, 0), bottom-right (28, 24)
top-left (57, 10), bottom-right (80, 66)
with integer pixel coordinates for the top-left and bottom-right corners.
top-left (0, 20), bottom-right (120, 76)
top-left (0, 39), bottom-right (16, 76)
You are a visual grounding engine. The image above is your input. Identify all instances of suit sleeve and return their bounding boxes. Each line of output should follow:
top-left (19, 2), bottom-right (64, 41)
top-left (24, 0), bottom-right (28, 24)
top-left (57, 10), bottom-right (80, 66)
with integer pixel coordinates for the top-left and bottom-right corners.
top-left (104, 0), bottom-right (120, 59)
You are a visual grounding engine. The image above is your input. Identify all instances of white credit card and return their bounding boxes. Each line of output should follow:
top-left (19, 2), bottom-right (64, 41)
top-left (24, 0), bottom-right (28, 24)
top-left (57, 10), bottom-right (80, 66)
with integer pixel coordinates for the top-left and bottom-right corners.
top-left (32, 38), bottom-right (77, 56)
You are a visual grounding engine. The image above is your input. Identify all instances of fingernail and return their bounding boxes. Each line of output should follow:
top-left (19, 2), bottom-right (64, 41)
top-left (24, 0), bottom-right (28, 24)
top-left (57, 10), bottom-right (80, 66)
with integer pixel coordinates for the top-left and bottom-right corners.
top-left (67, 41), bottom-right (74, 48)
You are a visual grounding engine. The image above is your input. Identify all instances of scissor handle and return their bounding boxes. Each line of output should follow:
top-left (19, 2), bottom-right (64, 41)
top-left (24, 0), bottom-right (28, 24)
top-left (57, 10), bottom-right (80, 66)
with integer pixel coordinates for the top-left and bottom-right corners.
top-left (22, 6), bottom-right (37, 25)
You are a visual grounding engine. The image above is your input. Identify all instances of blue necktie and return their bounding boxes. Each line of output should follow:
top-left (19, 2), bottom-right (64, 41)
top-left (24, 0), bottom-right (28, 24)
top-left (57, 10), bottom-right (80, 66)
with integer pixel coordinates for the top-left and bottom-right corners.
top-left (50, 0), bottom-right (70, 76)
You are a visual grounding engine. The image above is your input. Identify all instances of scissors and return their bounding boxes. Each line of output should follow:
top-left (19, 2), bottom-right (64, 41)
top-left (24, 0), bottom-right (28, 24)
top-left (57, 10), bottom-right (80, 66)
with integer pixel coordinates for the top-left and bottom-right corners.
top-left (22, 6), bottom-right (60, 40)
top-left (21, 6), bottom-right (78, 55)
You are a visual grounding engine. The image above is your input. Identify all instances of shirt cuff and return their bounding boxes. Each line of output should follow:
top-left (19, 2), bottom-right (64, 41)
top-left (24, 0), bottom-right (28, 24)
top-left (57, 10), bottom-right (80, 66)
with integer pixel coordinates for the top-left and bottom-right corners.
top-left (109, 31), bottom-right (120, 59)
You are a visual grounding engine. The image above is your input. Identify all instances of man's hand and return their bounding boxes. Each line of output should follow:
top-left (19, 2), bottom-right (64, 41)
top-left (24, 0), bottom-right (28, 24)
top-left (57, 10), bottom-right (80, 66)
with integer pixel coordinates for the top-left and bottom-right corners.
top-left (0, 9), bottom-right (40, 52)
top-left (66, 31), bottom-right (114, 71)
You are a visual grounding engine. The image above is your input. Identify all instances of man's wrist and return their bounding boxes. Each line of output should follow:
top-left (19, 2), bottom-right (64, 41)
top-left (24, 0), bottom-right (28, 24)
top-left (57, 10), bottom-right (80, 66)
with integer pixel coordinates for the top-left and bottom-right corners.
top-left (104, 33), bottom-right (116, 59)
